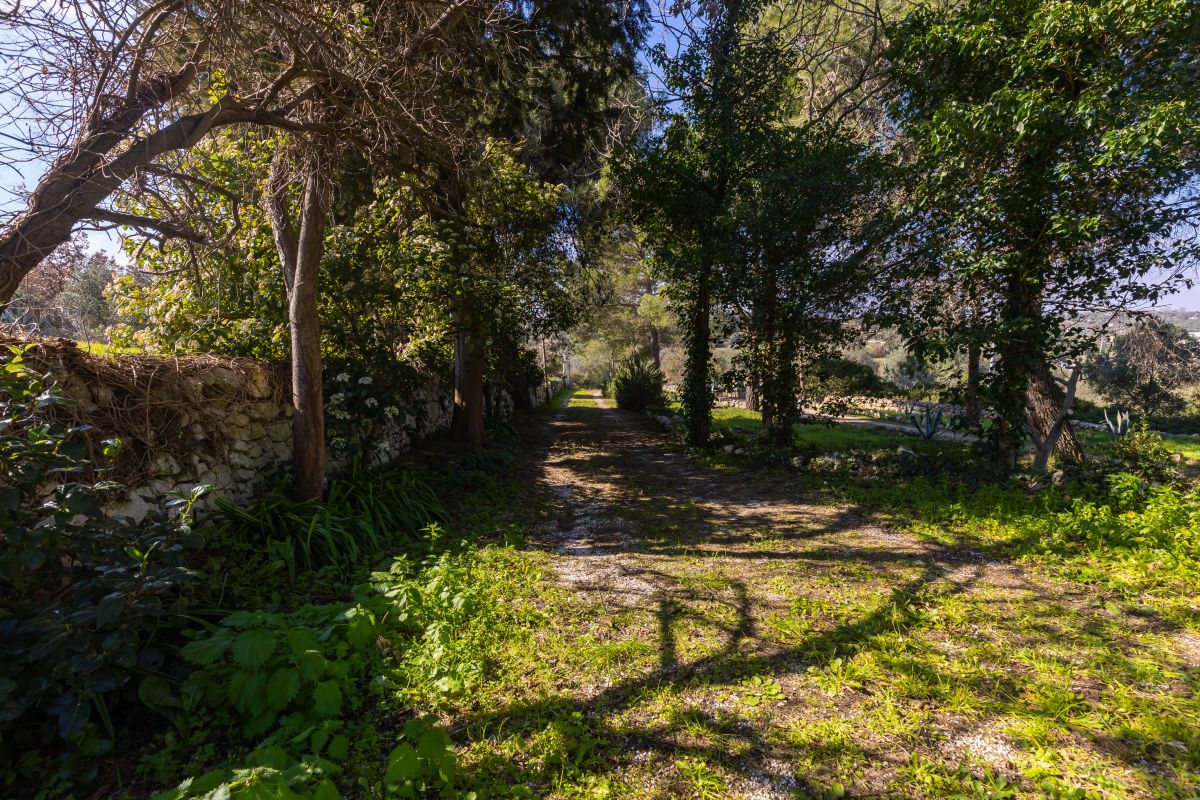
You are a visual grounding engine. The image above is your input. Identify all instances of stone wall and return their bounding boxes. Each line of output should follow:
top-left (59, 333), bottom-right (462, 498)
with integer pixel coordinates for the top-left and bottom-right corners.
top-left (7, 336), bottom-right (564, 518)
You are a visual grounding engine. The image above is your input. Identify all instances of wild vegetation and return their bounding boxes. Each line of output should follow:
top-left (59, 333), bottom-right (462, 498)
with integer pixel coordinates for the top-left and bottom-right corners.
top-left (1, 0), bottom-right (1199, 798)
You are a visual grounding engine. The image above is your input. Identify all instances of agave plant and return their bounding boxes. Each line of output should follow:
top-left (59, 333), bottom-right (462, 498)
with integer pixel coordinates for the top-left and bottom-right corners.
top-left (1103, 408), bottom-right (1131, 441)
top-left (908, 408), bottom-right (944, 440)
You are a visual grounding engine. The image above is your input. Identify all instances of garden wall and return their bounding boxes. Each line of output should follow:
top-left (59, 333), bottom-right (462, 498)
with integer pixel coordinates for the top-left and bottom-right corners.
top-left (6, 336), bottom-right (559, 518)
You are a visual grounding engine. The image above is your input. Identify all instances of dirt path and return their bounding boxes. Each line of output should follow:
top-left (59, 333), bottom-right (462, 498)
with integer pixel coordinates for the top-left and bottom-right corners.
top-left (456, 389), bottom-right (1196, 799)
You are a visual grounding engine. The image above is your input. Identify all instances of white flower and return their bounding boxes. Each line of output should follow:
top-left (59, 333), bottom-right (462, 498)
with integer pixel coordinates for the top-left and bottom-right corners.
top-left (330, 437), bottom-right (346, 448)
top-left (365, 398), bottom-right (378, 408)
top-left (384, 406), bottom-right (399, 417)
top-left (336, 372), bottom-right (350, 382)
top-left (329, 393), bottom-right (344, 405)
top-left (357, 376), bottom-right (373, 385)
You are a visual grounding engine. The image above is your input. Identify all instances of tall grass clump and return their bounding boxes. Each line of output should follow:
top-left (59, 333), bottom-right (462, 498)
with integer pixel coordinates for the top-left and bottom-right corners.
top-left (213, 465), bottom-right (447, 576)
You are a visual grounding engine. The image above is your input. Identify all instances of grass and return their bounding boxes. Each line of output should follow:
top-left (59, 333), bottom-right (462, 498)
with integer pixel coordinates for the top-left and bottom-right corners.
top-left (565, 387), bottom-right (609, 408)
top-left (713, 405), bottom-right (956, 454)
top-left (123, 403), bottom-right (1200, 800)
top-left (74, 340), bottom-right (143, 357)
top-left (426, 405), bottom-right (1198, 799)
top-left (1079, 428), bottom-right (1200, 461)
top-left (717, 403), bottom-right (1200, 463)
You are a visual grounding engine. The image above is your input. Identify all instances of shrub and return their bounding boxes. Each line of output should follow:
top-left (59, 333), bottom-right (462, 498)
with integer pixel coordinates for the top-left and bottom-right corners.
top-left (0, 345), bottom-right (205, 759)
top-left (1107, 422), bottom-right (1181, 483)
top-left (807, 356), bottom-right (894, 400)
top-left (606, 356), bottom-right (665, 412)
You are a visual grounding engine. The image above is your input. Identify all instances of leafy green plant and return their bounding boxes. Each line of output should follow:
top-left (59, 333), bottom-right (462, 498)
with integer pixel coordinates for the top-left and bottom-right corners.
top-left (738, 675), bottom-right (785, 706)
top-left (606, 356), bottom-right (665, 412)
top-left (213, 465), bottom-right (447, 576)
top-left (1108, 422), bottom-right (1179, 482)
top-left (673, 757), bottom-right (728, 800)
top-left (383, 717), bottom-right (460, 798)
top-left (0, 345), bottom-right (207, 758)
top-left (155, 552), bottom-right (480, 799)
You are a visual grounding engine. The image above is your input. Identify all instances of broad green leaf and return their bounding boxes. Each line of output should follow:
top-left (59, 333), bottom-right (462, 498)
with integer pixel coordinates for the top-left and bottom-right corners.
top-left (385, 743), bottom-right (419, 785)
top-left (313, 780), bottom-right (341, 800)
top-left (327, 733), bottom-right (350, 761)
top-left (266, 668), bottom-right (301, 710)
top-left (181, 635), bottom-right (232, 666)
top-left (312, 680), bottom-right (342, 718)
top-left (232, 629), bottom-right (276, 670)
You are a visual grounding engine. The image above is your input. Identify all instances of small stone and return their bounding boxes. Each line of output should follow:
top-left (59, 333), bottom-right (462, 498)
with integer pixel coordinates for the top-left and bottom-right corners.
top-left (244, 366), bottom-right (273, 398)
top-left (149, 453), bottom-right (181, 477)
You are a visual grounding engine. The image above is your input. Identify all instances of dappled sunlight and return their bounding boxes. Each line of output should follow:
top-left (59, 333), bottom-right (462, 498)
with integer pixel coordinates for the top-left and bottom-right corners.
top-left (436, 402), bottom-right (1199, 799)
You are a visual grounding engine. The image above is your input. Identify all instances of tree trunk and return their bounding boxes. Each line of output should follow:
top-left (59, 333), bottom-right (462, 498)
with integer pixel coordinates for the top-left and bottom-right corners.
top-left (1025, 361), bottom-right (1084, 471)
top-left (965, 343), bottom-right (981, 428)
top-left (268, 151), bottom-right (331, 501)
top-left (744, 382), bottom-right (759, 411)
top-left (649, 325), bottom-right (662, 370)
top-left (682, 269), bottom-right (713, 447)
top-left (451, 309), bottom-right (486, 449)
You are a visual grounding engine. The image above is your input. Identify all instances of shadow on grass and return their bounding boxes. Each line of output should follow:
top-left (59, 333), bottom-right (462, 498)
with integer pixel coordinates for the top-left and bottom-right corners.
top-left (451, 402), bottom-right (1195, 798)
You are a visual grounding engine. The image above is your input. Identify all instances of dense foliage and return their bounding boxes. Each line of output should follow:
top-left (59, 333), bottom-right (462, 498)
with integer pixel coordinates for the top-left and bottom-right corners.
top-left (883, 0), bottom-right (1200, 463)
top-left (1084, 318), bottom-right (1200, 416)
top-left (3, 0), bottom-right (1200, 796)
top-left (606, 355), bottom-right (665, 412)
top-left (0, 347), bottom-right (206, 774)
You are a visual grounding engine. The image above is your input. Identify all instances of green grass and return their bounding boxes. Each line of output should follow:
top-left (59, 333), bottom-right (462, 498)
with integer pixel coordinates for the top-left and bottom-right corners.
top-left (549, 384), bottom-right (576, 408)
top-left (127, 405), bottom-right (1200, 800)
top-left (713, 404), bottom-right (959, 454)
top-left (565, 387), bottom-right (608, 408)
top-left (74, 340), bottom-right (143, 357)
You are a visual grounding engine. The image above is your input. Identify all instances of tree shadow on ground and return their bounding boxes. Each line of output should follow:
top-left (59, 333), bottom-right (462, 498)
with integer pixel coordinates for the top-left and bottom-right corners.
top-left (454, 403), bottom-right (1195, 797)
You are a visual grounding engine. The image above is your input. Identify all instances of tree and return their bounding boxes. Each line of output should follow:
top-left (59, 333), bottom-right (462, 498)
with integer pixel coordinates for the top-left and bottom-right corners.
top-left (0, 0), bottom-right (502, 498)
top-left (885, 0), bottom-right (1200, 469)
top-left (728, 123), bottom-right (883, 443)
top-left (569, 238), bottom-right (677, 380)
top-left (6, 238), bottom-right (117, 339)
top-left (0, 1), bottom-right (487, 302)
top-left (1085, 318), bottom-right (1200, 416)
top-left (618, 0), bottom-right (759, 447)
top-left (622, 0), bottom-right (888, 446)
top-left (422, 0), bottom-right (648, 448)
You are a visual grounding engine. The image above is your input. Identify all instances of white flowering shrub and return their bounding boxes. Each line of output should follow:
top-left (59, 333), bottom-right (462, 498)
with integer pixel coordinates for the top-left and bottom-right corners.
top-left (322, 365), bottom-right (425, 471)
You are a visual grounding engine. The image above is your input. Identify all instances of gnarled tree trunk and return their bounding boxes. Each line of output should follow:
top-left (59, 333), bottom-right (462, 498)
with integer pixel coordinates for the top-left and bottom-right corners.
top-left (1025, 361), bottom-right (1084, 472)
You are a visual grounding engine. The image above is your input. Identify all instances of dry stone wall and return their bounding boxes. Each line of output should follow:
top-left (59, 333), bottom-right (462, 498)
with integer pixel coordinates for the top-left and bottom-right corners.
top-left (7, 336), bottom-right (561, 518)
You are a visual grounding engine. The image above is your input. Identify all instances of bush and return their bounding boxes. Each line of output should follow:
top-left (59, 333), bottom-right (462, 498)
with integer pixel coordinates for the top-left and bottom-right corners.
top-left (1107, 422), bottom-right (1181, 483)
top-left (0, 346), bottom-right (205, 762)
top-left (606, 356), bottom-right (665, 412)
top-left (807, 356), bottom-right (894, 400)
top-left (151, 554), bottom-right (473, 799)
